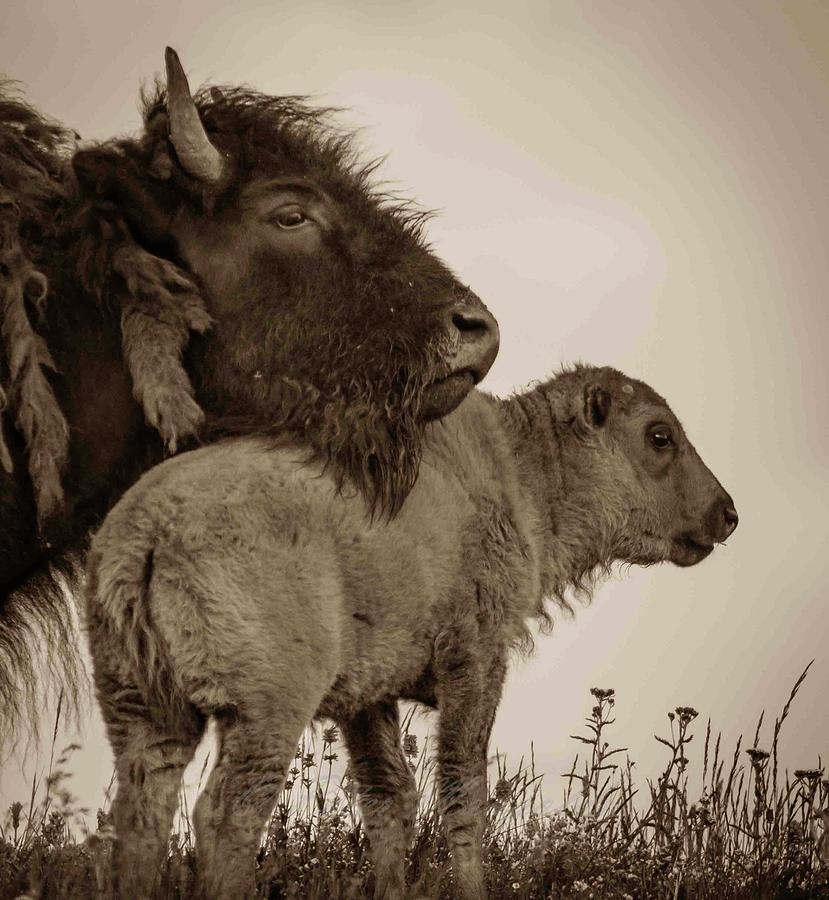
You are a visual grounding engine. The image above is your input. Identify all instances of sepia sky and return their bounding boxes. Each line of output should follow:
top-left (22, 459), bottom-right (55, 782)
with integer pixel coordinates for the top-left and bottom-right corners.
top-left (1, 0), bottom-right (828, 819)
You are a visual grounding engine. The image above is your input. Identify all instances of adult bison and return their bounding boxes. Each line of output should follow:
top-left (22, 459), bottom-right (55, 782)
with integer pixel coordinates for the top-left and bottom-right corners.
top-left (86, 364), bottom-right (737, 899)
top-left (0, 49), bottom-right (499, 736)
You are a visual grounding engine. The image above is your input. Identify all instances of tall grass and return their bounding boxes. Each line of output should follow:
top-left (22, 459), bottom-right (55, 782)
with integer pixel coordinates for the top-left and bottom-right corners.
top-left (2, 665), bottom-right (827, 899)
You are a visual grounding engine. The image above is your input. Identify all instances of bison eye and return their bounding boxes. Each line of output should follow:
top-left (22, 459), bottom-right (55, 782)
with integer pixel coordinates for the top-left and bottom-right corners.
top-left (272, 209), bottom-right (308, 229)
top-left (648, 429), bottom-right (674, 450)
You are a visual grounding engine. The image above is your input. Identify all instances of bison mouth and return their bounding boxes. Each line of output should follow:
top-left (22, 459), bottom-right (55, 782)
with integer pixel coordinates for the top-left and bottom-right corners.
top-left (420, 369), bottom-right (478, 421)
top-left (670, 534), bottom-right (715, 567)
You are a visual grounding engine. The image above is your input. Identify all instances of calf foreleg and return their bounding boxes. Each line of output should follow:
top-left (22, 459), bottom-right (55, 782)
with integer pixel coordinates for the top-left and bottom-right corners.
top-left (435, 631), bottom-right (507, 900)
top-left (193, 709), bottom-right (305, 899)
top-left (341, 700), bottom-right (418, 899)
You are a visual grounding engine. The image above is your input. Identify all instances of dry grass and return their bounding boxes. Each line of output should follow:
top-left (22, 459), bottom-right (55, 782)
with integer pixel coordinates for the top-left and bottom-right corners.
top-left (1, 665), bottom-right (827, 899)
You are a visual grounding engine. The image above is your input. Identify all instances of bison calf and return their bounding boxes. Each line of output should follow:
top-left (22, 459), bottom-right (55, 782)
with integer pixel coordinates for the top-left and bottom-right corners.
top-left (85, 364), bottom-right (737, 899)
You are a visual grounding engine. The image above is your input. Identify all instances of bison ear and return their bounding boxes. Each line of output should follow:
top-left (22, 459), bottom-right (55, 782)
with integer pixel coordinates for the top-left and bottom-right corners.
top-left (582, 384), bottom-right (612, 429)
top-left (72, 148), bottom-right (180, 250)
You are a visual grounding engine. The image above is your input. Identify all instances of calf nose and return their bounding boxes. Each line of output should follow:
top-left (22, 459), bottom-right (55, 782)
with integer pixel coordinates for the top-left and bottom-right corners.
top-left (448, 302), bottom-right (500, 383)
top-left (709, 494), bottom-right (738, 542)
top-left (722, 503), bottom-right (739, 538)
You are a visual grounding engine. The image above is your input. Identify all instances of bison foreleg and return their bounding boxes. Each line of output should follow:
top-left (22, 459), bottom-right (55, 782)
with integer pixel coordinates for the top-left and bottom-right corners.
top-left (434, 630), bottom-right (507, 900)
top-left (341, 700), bottom-right (417, 899)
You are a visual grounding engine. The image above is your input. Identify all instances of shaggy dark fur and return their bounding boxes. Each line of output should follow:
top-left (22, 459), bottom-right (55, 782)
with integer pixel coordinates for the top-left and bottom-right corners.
top-left (0, 64), bottom-right (495, 739)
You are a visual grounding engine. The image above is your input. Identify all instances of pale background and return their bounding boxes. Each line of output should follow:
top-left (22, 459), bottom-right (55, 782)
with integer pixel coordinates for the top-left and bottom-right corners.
top-left (1, 0), bottom-right (827, 823)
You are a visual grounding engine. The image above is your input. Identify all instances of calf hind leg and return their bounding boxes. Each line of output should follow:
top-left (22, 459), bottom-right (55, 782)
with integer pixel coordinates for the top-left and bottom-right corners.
top-left (96, 670), bottom-right (205, 900)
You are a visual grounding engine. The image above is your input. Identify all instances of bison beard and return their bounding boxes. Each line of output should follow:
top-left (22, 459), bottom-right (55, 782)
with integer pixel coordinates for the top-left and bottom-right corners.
top-left (0, 56), bottom-right (498, 740)
top-left (190, 236), bottom-right (450, 519)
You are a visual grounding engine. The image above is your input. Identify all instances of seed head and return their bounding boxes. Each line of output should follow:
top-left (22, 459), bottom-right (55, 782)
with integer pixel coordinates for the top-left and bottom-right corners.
top-left (42, 811), bottom-right (65, 847)
top-left (746, 748), bottom-right (770, 767)
top-left (494, 778), bottom-right (512, 802)
top-left (590, 687), bottom-right (615, 700)
top-left (794, 769), bottom-right (822, 781)
top-left (675, 706), bottom-right (698, 723)
top-left (403, 733), bottom-right (418, 758)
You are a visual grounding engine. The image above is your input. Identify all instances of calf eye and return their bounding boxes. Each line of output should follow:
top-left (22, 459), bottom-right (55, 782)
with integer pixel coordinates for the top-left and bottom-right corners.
top-left (272, 209), bottom-right (308, 229)
top-left (649, 429), bottom-right (674, 450)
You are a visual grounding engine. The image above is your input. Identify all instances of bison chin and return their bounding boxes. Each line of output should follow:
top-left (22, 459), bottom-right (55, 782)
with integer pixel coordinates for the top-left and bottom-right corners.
top-left (420, 371), bottom-right (477, 421)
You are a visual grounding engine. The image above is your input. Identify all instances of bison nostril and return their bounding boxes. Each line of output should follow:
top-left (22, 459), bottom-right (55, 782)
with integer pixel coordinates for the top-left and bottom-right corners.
top-left (446, 303), bottom-right (500, 384)
top-left (452, 311), bottom-right (489, 334)
top-left (450, 307), bottom-right (499, 347)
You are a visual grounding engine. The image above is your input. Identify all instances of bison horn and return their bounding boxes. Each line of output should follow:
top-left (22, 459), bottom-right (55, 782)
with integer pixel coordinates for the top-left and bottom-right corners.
top-left (164, 47), bottom-right (226, 184)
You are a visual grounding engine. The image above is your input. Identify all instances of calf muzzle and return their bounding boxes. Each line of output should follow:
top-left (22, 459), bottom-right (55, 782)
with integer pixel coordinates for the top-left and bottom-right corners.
top-left (671, 490), bottom-right (738, 567)
top-left (708, 493), bottom-right (739, 544)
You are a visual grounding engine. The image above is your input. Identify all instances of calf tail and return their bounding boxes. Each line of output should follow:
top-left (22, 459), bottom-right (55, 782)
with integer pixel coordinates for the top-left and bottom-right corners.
top-left (85, 533), bottom-right (184, 728)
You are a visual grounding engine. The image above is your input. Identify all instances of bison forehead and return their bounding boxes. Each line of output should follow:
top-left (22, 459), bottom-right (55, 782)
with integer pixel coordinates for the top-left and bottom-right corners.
top-left (156, 88), bottom-right (425, 222)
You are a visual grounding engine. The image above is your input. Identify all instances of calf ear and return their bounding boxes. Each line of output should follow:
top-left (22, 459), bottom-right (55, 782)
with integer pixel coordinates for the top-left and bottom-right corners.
top-left (582, 384), bottom-right (612, 429)
top-left (72, 148), bottom-right (179, 250)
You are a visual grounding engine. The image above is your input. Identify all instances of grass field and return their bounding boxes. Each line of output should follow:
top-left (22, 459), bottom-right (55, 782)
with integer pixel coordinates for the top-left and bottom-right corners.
top-left (1, 664), bottom-right (826, 899)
